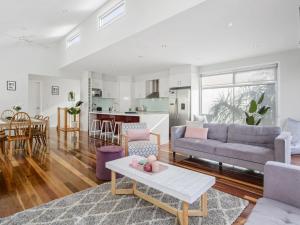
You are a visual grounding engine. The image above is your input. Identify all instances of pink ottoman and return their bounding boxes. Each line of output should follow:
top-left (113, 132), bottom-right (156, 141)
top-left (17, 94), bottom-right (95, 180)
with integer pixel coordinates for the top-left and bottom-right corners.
top-left (96, 145), bottom-right (124, 180)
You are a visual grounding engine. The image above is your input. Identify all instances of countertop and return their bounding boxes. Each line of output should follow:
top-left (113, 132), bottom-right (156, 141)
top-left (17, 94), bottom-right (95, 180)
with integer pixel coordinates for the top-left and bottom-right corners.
top-left (89, 111), bottom-right (169, 116)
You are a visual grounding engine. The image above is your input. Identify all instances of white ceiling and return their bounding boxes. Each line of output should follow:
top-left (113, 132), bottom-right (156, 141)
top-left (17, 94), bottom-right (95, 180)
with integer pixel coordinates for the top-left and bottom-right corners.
top-left (0, 0), bottom-right (107, 48)
top-left (62, 0), bottom-right (300, 76)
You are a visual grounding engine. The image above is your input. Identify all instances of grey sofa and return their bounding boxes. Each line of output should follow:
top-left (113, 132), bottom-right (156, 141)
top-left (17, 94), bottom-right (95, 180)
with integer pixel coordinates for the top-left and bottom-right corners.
top-left (171, 123), bottom-right (291, 172)
top-left (246, 161), bottom-right (300, 225)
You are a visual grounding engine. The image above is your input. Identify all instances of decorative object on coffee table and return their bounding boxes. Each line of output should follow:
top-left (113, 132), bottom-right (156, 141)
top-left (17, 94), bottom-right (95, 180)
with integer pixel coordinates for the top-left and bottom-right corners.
top-left (106, 155), bottom-right (216, 225)
top-left (96, 145), bottom-right (124, 180)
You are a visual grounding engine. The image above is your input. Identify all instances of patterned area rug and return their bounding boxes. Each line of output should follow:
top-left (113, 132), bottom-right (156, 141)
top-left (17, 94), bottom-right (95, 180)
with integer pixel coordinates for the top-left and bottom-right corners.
top-left (0, 178), bottom-right (248, 225)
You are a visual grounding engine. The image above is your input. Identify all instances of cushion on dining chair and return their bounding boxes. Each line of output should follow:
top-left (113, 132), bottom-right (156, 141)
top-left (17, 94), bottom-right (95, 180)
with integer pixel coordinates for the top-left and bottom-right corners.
top-left (128, 141), bottom-right (158, 157)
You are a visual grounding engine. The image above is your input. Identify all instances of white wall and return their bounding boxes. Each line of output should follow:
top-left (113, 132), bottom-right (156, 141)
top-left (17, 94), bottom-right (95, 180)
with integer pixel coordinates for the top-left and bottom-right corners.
top-left (0, 45), bottom-right (62, 113)
top-left (59, 0), bottom-right (206, 67)
top-left (80, 72), bottom-right (91, 131)
top-left (29, 75), bottom-right (80, 127)
top-left (198, 49), bottom-right (300, 126)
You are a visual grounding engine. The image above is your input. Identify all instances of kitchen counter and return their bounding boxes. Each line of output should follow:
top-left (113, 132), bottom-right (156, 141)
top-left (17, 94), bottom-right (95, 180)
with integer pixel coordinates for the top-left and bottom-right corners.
top-left (89, 111), bottom-right (169, 116)
top-left (89, 111), bottom-right (169, 144)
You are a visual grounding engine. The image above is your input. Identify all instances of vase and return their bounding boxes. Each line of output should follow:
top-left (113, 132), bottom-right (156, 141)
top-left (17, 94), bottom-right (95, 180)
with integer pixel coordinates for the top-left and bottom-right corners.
top-left (71, 121), bottom-right (79, 128)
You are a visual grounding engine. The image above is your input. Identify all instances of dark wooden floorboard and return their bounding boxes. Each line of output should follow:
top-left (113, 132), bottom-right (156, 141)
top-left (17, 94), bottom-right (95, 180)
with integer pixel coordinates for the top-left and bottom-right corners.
top-left (0, 129), bottom-right (299, 225)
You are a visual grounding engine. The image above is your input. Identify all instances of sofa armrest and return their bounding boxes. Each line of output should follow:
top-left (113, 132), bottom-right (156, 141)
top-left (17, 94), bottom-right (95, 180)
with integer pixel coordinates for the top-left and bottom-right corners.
top-left (274, 132), bottom-right (291, 163)
top-left (171, 126), bottom-right (186, 150)
top-left (264, 161), bottom-right (300, 208)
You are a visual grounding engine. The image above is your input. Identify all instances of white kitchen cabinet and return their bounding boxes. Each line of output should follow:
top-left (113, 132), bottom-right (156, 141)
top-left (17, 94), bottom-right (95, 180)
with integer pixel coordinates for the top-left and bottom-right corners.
top-left (169, 65), bottom-right (193, 88)
top-left (134, 80), bottom-right (146, 98)
top-left (92, 79), bottom-right (103, 89)
top-left (169, 73), bottom-right (191, 88)
top-left (102, 80), bottom-right (119, 98)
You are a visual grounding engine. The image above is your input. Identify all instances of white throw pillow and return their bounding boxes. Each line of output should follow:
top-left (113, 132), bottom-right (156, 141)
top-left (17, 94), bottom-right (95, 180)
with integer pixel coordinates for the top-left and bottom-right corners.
top-left (286, 118), bottom-right (300, 145)
top-left (193, 114), bottom-right (208, 123)
top-left (186, 120), bottom-right (203, 127)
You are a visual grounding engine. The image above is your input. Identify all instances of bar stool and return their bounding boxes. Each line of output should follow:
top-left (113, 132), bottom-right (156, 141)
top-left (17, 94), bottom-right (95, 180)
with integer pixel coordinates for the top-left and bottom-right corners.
top-left (100, 120), bottom-right (114, 142)
top-left (90, 119), bottom-right (101, 138)
top-left (112, 121), bottom-right (122, 145)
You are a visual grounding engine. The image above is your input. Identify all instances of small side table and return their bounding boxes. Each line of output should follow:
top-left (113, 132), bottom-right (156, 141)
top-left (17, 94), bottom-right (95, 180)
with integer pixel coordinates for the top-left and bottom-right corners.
top-left (96, 145), bottom-right (124, 180)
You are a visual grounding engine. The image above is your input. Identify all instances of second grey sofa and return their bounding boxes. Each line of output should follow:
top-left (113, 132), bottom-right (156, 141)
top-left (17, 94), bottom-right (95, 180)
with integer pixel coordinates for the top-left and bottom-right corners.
top-left (245, 161), bottom-right (300, 224)
top-left (171, 123), bottom-right (291, 172)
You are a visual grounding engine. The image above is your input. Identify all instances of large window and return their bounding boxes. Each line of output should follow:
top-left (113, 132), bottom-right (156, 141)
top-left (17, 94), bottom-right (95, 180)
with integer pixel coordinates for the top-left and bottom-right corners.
top-left (201, 64), bottom-right (278, 125)
top-left (98, 0), bottom-right (126, 29)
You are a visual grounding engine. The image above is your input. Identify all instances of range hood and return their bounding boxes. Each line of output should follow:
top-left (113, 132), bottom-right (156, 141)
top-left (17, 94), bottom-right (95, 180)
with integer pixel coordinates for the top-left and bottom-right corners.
top-left (145, 79), bottom-right (159, 98)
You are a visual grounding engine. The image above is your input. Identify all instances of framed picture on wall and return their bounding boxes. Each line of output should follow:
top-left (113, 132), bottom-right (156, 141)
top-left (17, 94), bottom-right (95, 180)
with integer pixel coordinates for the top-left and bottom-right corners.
top-left (7, 81), bottom-right (16, 91)
top-left (51, 86), bottom-right (59, 95)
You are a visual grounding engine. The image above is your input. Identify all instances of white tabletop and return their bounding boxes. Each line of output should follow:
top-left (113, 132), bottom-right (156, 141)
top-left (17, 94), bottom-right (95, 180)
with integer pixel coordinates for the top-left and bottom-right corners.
top-left (106, 155), bottom-right (216, 204)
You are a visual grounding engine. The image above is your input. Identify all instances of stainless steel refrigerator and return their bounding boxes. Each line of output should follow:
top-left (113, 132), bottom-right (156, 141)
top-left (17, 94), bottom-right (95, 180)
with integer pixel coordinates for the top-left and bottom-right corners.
top-left (169, 88), bottom-right (191, 127)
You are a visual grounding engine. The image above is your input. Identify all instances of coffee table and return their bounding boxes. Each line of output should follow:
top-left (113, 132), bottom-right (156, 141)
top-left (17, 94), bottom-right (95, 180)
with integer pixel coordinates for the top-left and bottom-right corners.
top-left (106, 155), bottom-right (215, 225)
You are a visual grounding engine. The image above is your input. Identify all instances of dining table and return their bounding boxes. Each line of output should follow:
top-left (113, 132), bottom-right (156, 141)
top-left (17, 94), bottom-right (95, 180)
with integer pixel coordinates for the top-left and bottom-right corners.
top-left (0, 118), bottom-right (48, 159)
top-left (0, 118), bottom-right (47, 129)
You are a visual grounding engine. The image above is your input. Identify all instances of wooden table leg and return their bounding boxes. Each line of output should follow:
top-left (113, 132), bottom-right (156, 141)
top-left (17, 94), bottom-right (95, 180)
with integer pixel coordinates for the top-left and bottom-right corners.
top-left (201, 193), bottom-right (208, 217)
top-left (111, 171), bottom-right (116, 195)
top-left (182, 202), bottom-right (189, 225)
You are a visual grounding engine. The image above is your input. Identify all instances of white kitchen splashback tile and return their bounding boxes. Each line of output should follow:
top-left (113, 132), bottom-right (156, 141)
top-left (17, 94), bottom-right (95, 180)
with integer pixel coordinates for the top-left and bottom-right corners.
top-left (92, 97), bottom-right (113, 111)
top-left (137, 98), bottom-right (168, 112)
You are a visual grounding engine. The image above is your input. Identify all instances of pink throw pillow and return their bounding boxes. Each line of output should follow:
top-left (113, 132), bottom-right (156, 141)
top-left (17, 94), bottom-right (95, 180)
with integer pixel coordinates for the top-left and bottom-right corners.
top-left (127, 129), bottom-right (150, 141)
top-left (185, 127), bottom-right (208, 139)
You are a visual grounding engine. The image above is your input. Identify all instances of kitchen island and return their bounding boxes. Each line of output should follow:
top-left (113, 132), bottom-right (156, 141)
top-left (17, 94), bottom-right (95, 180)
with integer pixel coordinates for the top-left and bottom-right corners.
top-left (89, 112), bottom-right (169, 144)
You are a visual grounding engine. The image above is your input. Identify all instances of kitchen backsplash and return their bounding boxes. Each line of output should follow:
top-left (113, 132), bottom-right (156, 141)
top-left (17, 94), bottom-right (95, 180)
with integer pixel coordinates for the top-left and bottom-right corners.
top-left (92, 97), bottom-right (113, 111)
top-left (136, 98), bottom-right (169, 112)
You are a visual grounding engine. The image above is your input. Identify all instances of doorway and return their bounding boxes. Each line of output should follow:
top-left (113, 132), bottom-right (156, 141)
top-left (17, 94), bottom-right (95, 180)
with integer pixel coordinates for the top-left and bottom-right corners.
top-left (28, 81), bottom-right (42, 116)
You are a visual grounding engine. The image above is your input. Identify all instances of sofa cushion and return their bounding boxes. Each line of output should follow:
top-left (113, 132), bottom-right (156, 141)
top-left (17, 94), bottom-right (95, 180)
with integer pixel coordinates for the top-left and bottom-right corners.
top-left (291, 143), bottom-right (300, 155)
top-left (245, 198), bottom-right (300, 225)
top-left (215, 143), bottom-right (274, 164)
top-left (203, 123), bottom-right (228, 142)
top-left (174, 138), bottom-right (223, 154)
top-left (184, 127), bottom-right (208, 139)
top-left (227, 124), bottom-right (281, 149)
top-left (286, 118), bottom-right (300, 145)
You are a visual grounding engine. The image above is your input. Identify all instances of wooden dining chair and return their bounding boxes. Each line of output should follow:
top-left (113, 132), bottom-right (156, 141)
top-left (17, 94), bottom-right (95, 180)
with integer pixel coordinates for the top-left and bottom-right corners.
top-left (0, 130), bottom-right (6, 155)
top-left (32, 116), bottom-right (49, 147)
top-left (1, 110), bottom-right (14, 120)
top-left (7, 112), bottom-right (32, 160)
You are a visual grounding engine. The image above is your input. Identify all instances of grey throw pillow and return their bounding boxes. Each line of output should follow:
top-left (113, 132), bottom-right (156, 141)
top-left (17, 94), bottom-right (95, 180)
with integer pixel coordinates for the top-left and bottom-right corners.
top-left (286, 118), bottom-right (300, 144)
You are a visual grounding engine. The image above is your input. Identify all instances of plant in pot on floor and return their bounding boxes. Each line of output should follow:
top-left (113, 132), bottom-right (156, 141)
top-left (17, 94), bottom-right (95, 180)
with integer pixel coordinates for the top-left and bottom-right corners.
top-left (245, 92), bottom-right (271, 125)
top-left (68, 101), bottom-right (83, 128)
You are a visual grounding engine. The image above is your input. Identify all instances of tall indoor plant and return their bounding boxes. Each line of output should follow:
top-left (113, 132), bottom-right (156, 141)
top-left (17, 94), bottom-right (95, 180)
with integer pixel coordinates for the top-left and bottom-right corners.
top-left (245, 93), bottom-right (271, 125)
top-left (68, 101), bottom-right (83, 128)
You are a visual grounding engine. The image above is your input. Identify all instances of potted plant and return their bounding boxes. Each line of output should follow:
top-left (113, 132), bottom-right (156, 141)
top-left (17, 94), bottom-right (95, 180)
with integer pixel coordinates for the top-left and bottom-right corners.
top-left (13, 105), bottom-right (22, 112)
top-left (68, 91), bottom-right (75, 102)
top-left (68, 101), bottom-right (83, 128)
top-left (245, 93), bottom-right (271, 125)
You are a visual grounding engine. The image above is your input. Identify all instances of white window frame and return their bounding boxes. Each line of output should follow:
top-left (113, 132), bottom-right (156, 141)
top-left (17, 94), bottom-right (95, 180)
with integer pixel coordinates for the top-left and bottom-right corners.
top-left (199, 63), bottom-right (279, 124)
top-left (66, 32), bottom-right (80, 48)
top-left (98, 0), bottom-right (126, 30)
